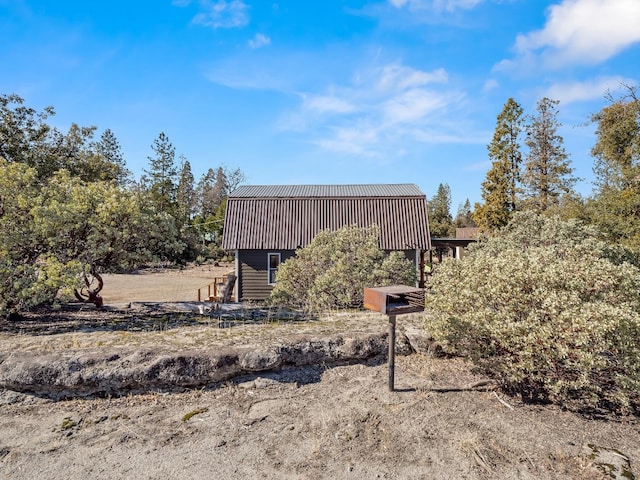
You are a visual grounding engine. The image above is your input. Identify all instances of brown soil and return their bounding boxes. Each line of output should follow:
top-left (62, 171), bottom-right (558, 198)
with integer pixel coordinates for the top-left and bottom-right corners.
top-left (0, 265), bottom-right (638, 479)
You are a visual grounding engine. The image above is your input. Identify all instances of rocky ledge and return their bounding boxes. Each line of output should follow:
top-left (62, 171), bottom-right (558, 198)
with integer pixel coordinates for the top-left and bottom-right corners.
top-left (0, 329), bottom-right (433, 399)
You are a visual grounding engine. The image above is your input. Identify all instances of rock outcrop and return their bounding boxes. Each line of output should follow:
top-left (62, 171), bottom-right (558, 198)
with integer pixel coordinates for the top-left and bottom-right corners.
top-left (0, 330), bottom-right (430, 399)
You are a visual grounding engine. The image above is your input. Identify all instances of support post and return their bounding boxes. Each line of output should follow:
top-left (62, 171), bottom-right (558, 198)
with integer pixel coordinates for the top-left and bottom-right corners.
top-left (388, 315), bottom-right (396, 391)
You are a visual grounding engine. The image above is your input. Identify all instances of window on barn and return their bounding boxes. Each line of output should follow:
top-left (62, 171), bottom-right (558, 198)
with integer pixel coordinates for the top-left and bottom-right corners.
top-left (268, 253), bottom-right (281, 285)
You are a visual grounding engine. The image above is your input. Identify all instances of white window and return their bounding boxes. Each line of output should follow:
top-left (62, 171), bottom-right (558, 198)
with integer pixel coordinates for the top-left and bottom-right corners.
top-left (268, 253), bottom-right (281, 285)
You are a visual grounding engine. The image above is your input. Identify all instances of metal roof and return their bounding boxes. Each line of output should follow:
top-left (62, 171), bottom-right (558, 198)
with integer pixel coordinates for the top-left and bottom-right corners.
top-left (228, 184), bottom-right (425, 198)
top-left (222, 184), bottom-right (431, 251)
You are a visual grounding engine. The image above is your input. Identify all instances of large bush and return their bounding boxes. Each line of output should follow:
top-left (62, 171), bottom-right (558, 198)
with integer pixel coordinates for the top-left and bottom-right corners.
top-left (427, 212), bottom-right (640, 414)
top-left (0, 160), bottom-right (187, 316)
top-left (268, 225), bottom-right (417, 312)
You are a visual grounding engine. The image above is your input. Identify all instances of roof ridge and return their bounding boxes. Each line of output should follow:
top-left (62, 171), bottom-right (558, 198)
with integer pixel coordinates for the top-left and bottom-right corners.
top-left (229, 184), bottom-right (425, 198)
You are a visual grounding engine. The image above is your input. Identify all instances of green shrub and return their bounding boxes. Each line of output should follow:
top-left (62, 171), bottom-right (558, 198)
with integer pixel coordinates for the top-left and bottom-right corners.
top-left (268, 225), bottom-right (417, 312)
top-left (427, 212), bottom-right (640, 414)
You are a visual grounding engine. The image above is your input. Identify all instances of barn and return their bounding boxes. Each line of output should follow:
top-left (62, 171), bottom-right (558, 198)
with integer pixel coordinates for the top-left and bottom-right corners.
top-left (221, 184), bottom-right (431, 302)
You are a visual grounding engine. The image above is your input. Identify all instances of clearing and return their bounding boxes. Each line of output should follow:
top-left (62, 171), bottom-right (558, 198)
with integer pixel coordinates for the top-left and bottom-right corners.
top-left (0, 264), bottom-right (638, 479)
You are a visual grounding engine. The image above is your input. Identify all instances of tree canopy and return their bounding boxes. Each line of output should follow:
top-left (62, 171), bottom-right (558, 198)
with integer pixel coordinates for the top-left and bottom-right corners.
top-left (0, 93), bottom-right (245, 316)
top-left (588, 85), bottom-right (640, 250)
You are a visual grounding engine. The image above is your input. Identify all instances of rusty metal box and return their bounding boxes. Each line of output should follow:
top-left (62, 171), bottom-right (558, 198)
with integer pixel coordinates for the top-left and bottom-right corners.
top-left (363, 285), bottom-right (425, 315)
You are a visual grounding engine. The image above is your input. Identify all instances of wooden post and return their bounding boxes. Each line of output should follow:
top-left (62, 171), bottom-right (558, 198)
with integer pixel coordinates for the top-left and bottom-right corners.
top-left (388, 315), bottom-right (396, 391)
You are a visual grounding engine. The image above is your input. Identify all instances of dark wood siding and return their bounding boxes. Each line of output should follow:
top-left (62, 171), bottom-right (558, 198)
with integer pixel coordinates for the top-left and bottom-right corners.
top-left (238, 249), bottom-right (295, 301)
top-left (239, 248), bottom-right (418, 302)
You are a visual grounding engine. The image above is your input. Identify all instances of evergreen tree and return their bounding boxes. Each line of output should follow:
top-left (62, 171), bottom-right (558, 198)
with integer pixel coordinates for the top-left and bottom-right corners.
top-left (474, 98), bottom-right (524, 231)
top-left (521, 98), bottom-right (576, 212)
top-left (176, 156), bottom-right (195, 223)
top-left (195, 168), bottom-right (217, 218)
top-left (95, 128), bottom-right (130, 186)
top-left (211, 166), bottom-right (228, 204)
top-left (428, 183), bottom-right (454, 237)
top-left (142, 132), bottom-right (177, 213)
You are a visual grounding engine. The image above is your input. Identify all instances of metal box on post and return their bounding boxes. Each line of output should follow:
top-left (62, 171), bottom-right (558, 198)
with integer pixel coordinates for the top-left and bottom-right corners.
top-left (363, 285), bottom-right (424, 315)
top-left (363, 285), bottom-right (425, 392)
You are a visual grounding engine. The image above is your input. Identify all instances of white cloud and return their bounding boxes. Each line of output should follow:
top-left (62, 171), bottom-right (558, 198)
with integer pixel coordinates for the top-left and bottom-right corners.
top-left (482, 78), bottom-right (499, 92)
top-left (281, 62), bottom-right (477, 156)
top-left (543, 76), bottom-right (630, 104)
top-left (248, 33), bottom-right (271, 49)
top-left (514, 0), bottom-right (640, 66)
top-left (303, 94), bottom-right (358, 114)
top-left (378, 65), bottom-right (448, 91)
top-left (383, 88), bottom-right (449, 123)
top-left (191, 0), bottom-right (249, 29)
top-left (315, 123), bottom-right (381, 156)
top-left (433, 0), bottom-right (483, 11)
top-left (387, 0), bottom-right (483, 12)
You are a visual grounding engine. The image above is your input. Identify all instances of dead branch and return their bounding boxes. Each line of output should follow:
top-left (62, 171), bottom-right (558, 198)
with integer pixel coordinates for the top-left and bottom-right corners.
top-left (74, 268), bottom-right (104, 309)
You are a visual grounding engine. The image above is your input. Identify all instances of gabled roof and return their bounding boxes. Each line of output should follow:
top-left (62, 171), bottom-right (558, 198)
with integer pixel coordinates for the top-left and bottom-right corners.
top-left (229, 184), bottom-right (425, 198)
top-left (222, 184), bottom-right (430, 251)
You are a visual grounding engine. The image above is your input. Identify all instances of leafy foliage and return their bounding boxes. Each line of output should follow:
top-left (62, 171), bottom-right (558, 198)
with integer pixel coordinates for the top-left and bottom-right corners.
top-left (0, 161), bottom-right (80, 314)
top-left (0, 94), bottom-right (128, 183)
top-left (427, 212), bottom-right (640, 413)
top-left (268, 225), bottom-right (417, 312)
top-left (0, 93), bottom-right (246, 314)
top-left (588, 86), bottom-right (640, 251)
top-left (0, 160), bottom-right (187, 316)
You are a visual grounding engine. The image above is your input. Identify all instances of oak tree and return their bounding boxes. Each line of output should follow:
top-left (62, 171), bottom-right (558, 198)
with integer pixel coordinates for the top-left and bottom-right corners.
top-left (589, 85), bottom-right (640, 250)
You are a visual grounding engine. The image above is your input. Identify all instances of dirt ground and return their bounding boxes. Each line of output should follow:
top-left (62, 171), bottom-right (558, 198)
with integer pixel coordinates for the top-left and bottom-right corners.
top-left (100, 263), bottom-right (236, 303)
top-left (1, 265), bottom-right (639, 479)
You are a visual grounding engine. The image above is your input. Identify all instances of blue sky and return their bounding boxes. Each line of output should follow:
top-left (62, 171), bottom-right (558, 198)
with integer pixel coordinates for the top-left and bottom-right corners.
top-left (1, 0), bottom-right (639, 210)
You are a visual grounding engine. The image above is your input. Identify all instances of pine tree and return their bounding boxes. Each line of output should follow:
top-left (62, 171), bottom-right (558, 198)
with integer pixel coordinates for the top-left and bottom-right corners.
top-left (521, 98), bottom-right (576, 212)
top-left (143, 132), bottom-right (177, 213)
top-left (195, 168), bottom-right (217, 218)
top-left (428, 183), bottom-right (454, 237)
top-left (474, 98), bottom-right (524, 231)
top-left (95, 129), bottom-right (130, 186)
top-left (176, 156), bottom-right (195, 223)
